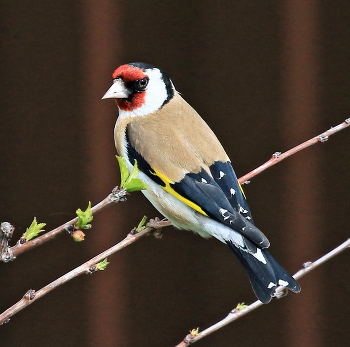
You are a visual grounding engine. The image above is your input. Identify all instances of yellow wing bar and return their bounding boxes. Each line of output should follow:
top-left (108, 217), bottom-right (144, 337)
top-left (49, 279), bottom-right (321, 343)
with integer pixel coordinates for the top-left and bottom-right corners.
top-left (238, 181), bottom-right (246, 198)
top-left (152, 169), bottom-right (208, 216)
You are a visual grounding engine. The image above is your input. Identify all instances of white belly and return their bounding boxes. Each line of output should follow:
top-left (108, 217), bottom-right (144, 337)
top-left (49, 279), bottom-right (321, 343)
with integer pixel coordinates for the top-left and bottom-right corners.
top-left (140, 172), bottom-right (211, 238)
top-left (139, 172), bottom-right (244, 248)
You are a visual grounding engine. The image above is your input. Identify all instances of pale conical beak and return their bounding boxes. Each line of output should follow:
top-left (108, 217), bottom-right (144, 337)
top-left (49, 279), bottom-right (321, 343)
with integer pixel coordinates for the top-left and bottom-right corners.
top-left (102, 79), bottom-right (130, 99)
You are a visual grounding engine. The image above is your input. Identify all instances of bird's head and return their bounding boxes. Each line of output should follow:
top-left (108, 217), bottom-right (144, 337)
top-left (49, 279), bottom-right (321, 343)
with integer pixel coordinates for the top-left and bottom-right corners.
top-left (102, 62), bottom-right (175, 117)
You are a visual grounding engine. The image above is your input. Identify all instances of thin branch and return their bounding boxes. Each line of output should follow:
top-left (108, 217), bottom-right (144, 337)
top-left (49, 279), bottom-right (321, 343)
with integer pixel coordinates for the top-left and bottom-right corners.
top-left (0, 219), bottom-right (170, 325)
top-left (2, 188), bottom-right (127, 261)
top-left (238, 118), bottom-right (350, 184)
top-left (1, 119), bottom-right (348, 261)
top-left (174, 238), bottom-right (350, 347)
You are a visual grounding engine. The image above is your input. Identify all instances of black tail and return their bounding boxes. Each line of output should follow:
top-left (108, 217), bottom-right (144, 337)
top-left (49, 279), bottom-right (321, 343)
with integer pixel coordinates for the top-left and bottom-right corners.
top-left (226, 241), bottom-right (301, 303)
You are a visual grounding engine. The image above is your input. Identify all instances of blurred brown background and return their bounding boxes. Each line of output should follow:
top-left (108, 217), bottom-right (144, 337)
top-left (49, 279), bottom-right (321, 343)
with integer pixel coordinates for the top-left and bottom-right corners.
top-left (1, 1), bottom-right (349, 346)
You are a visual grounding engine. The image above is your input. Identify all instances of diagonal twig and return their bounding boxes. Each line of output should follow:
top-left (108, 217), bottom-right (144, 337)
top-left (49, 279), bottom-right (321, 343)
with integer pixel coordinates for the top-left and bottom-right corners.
top-left (174, 238), bottom-right (350, 346)
top-left (2, 188), bottom-right (127, 261)
top-left (238, 118), bottom-right (350, 184)
top-left (0, 219), bottom-right (170, 325)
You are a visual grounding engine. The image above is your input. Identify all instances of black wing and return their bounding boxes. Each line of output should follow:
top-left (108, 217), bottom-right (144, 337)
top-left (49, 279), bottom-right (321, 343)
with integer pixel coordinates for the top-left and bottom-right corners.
top-left (125, 130), bottom-right (269, 249)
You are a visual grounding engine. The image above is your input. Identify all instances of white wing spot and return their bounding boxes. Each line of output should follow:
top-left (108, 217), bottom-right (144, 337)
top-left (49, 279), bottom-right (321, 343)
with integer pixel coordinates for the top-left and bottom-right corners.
top-left (201, 178), bottom-right (207, 183)
top-left (230, 188), bottom-right (236, 195)
top-left (219, 208), bottom-right (230, 220)
top-left (239, 206), bottom-right (248, 214)
top-left (219, 171), bottom-right (226, 179)
top-left (278, 279), bottom-right (289, 287)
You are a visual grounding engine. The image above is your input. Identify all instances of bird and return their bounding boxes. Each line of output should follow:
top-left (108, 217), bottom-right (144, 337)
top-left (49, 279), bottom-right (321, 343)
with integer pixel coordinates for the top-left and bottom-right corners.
top-left (102, 62), bottom-right (301, 303)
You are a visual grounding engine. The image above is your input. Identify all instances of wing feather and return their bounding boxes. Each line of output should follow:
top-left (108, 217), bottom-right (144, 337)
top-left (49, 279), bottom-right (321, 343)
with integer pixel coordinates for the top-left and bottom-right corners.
top-left (125, 128), bottom-right (269, 248)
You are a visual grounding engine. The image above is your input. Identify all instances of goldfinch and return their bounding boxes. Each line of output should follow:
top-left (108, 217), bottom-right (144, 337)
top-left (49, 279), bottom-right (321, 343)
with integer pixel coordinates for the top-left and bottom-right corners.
top-left (102, 62), bottom-right (301, 303)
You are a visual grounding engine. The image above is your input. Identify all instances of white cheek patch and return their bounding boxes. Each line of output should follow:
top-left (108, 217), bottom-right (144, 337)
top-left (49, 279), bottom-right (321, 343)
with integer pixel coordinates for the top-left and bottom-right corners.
top-left (118, 68), bottom-right (174, 119)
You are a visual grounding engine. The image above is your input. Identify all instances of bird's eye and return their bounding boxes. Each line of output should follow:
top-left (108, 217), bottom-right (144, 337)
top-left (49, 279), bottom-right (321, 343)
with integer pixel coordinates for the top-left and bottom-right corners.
top-left (135, 77), bottom-right (149, 91)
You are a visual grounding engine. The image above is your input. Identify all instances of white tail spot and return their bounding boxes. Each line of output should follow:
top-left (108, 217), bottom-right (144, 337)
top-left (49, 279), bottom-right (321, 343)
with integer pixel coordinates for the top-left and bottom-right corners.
top-left (278, 279), bottom-right (289, 287)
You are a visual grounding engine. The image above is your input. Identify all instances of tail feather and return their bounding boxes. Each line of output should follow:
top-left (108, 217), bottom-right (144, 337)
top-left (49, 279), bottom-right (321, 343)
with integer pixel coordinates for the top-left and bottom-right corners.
top-left (226, 240), bottom-right (301, 303)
